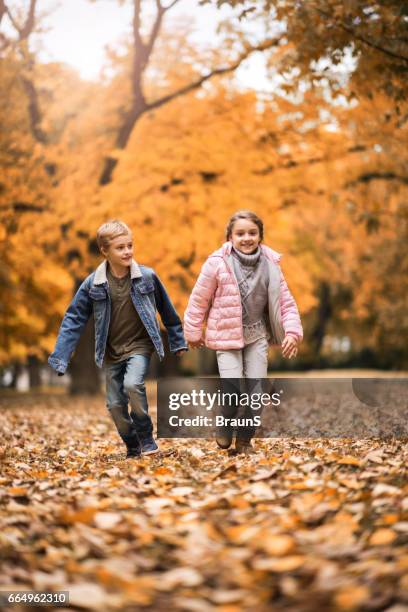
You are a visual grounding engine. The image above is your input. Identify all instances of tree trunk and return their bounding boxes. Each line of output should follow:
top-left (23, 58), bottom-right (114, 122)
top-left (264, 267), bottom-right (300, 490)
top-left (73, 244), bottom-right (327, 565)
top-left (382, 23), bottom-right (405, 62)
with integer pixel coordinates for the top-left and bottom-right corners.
top-left (9, 363), bottom-right (22, 389)
top-left (69, 316), bottom-right (100, 395)
top-left (309, 281), bottom-right (332, 357)
top-left (99, 106), bottom-right (144, 185)
top-left (157, 352), bottom-right (180, 377)
top-left (27, 355), bottom-right (41, 389)
top-left (157, 331), bottom-right (183, 377)
top-left (197, 348), bottom-right (218, 376)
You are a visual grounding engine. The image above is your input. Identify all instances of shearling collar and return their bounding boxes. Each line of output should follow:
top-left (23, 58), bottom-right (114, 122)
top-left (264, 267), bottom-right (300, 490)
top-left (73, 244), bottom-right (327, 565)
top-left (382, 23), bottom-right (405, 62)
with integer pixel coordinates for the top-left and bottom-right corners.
top-left (93, 259), bottom-right (142, 285)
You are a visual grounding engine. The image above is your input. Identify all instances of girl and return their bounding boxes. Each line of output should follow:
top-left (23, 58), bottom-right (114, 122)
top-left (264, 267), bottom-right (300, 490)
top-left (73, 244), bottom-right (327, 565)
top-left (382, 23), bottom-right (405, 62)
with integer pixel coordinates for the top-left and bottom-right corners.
top-left (184, 210), bottom-right (303, 454)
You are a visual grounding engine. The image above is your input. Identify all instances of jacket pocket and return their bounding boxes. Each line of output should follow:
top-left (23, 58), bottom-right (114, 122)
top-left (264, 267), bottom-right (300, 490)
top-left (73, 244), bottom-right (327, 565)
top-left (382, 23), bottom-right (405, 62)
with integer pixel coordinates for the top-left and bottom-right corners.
top-left (138, 281), bottom-right (155, 294)
top-left (89, 288), bottom-right (107, 301)
top-left (89, 289), bottom-right (107, 324)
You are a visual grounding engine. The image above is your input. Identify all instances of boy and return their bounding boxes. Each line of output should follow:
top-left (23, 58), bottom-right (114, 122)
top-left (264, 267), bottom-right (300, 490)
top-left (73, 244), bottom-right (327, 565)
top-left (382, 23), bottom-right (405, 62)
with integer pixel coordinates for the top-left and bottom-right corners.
top-left (48, 220), bottom-right (187, 458)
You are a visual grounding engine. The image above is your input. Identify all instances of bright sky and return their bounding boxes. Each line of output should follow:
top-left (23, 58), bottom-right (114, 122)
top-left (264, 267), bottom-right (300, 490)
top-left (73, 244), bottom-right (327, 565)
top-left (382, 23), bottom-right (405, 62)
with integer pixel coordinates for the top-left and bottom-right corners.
top-left (25, 0), bottom-right (271, 90)
top-left (36, 0), bottom-right (126, 80)
top-left (2, 0), bottom-right (355, 102)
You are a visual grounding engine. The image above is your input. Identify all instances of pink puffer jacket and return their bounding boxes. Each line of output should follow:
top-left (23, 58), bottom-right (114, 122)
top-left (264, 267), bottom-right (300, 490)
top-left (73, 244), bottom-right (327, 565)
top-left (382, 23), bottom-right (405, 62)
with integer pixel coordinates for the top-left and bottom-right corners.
top-left (184, 242), bottom-right (303, 350)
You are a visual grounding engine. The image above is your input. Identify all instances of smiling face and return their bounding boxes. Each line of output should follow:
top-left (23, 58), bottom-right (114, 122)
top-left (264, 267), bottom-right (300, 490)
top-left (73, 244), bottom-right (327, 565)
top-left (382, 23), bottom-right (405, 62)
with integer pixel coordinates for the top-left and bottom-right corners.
top-left (102, 232), bottom-right (133, 273)
top-left (230, 219), bottom-right (261, 254)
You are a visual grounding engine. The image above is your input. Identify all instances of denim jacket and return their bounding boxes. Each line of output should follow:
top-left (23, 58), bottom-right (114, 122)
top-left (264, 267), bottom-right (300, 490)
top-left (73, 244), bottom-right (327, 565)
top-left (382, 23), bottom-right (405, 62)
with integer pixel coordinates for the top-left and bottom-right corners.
top-left (48, 260), bottom-right (188, 374)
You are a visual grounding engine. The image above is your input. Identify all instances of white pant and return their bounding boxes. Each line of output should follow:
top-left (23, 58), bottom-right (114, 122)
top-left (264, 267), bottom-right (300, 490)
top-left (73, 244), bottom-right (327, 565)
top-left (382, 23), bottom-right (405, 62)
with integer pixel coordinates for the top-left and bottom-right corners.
top-left (216, 336), bottom-right (269, 378)
top-left (215, 337), bottom-right (269, 441)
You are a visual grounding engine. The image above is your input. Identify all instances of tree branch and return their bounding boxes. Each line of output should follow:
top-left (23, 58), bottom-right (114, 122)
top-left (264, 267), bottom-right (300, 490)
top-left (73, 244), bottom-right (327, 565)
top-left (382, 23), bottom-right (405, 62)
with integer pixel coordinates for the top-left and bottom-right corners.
top-left (253, 145), bottom-right (371, 177)
top-left (131, 0), bottom-right (147, 105)
top-left (141, 0), bottom-right (181, 75)
top-left (345, 172), bottom-right (408, 187)
top-left (4, 0), bottom-right (47, 144)
top-left (99, 36), bottom-right (281, 185)
top-left (3, 201), bottom-right (45, 213)
top-left (143, 2), bottom-right (165, 71)
top-left (317, 8), bottom-right (408, 64)
top-left (20, 0), bottom-right (37, 40)
top-left (1, 0), bottom-right (37, 44)
top-left (21, 76), bottom-right (47, 143)
top-left (162, 0), bottom-right (182, 11)
top-left (4, 3), bottom-right (20, 33)
top-left (0, 2), bottom-right (10, 52)
top-left (146, 37), bottom-right (281, 113)
top-left (0, 0), bottom-right (6, 25)
top-left (133, 0), bottom-right (143, 51)
top-left (19, 1), bottom-right (46, 143)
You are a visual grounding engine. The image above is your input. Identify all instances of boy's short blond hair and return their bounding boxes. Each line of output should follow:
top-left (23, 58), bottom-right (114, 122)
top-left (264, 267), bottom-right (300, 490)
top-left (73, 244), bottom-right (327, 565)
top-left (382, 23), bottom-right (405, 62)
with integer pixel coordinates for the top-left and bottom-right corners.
top-left (96, 219), bottom-right (131, 252)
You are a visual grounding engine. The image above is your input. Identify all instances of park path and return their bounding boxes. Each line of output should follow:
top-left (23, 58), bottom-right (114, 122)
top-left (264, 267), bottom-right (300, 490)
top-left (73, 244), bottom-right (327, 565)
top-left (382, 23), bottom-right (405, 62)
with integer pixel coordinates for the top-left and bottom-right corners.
top-left (0, 386), bottom-right (407, 611)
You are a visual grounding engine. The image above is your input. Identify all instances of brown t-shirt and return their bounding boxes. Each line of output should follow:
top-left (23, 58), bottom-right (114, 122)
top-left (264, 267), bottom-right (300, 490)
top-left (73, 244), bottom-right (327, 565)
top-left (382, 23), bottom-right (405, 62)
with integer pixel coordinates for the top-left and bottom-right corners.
top-left (104, 267), bottom-right (154, 364)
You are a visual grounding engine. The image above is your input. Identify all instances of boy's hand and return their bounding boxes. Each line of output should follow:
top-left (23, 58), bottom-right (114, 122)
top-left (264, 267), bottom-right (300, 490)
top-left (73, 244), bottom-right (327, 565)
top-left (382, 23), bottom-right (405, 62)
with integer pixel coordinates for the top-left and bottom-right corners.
top-left (175, 349), bottom-right (188, 357)
top-left (281, 335), bottom-right (298, 359)
top-left (189, 339), bottom-right (205, 349)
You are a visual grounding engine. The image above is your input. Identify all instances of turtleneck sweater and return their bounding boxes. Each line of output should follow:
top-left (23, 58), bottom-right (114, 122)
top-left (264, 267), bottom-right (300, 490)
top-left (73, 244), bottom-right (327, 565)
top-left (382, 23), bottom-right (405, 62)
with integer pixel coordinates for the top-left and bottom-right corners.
top-left (231, 246), bottom-right (270, 345)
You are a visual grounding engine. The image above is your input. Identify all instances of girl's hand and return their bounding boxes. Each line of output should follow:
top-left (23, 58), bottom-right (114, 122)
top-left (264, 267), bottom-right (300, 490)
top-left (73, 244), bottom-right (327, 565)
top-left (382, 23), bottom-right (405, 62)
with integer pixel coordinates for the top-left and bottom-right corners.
top-left (281, 335), bottom-right (298, 359)
top-left (189, 339), bottom-right (205, 349)
top-left (175, 349), bottom-right (188, 357)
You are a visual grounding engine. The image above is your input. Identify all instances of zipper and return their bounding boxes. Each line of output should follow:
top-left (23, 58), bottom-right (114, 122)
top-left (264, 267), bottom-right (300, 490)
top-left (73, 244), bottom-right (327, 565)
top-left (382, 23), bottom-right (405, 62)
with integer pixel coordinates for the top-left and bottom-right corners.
top-left (222, 254), bottom-right (245, 347)
top-left (100, 283), bottom-right (111, 364)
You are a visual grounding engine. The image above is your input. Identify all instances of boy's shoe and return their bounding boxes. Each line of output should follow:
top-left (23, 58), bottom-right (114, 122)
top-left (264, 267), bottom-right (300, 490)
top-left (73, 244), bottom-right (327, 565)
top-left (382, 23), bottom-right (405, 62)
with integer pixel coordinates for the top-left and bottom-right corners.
top-left (139, 434), bottom-right (159, 455)
top-left (126, 447), bottom-right (142, 459)
top-left (216, 432), bottom-right (233, 449)
top-left (235, 439), bottom-right (256, 454)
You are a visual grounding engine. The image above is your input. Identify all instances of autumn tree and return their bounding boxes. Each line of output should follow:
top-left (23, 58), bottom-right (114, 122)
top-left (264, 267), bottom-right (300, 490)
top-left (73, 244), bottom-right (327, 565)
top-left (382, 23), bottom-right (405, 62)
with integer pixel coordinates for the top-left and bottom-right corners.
top-left (35, 0), bottom-right (296, 387)
top-left (1, 0), bottom-right (407, 386)
top-left (0, 1), bottom-right (101, 388)
top-left (0, 0), bottom-right (292, 388)
top-left (200, 0), bottom-right (408, 366)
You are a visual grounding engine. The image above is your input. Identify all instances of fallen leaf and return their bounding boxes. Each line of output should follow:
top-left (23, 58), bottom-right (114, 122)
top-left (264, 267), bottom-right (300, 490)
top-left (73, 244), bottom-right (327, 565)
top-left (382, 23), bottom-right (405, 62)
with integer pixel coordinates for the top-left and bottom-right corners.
top-left (337, 456), bottom-right (361, 466)
top-left (93, 512), bottom-right (121, 530)
top-left (67, 583), bottom-right (109, 609)
top-left (158, 567), bottom-right (203, 590)
top-left (60, 507), bottom-right (98, 525)
top-left (257, 533), bottom-right (296, 556)
top-left (334, 584), bottom-right (370, 609)
top-left (369, 529), bottom-right (397, 546)
top-left (252, 556), bottom-right (306, 572)
top-left (372, 484), bottom-right (401, 497)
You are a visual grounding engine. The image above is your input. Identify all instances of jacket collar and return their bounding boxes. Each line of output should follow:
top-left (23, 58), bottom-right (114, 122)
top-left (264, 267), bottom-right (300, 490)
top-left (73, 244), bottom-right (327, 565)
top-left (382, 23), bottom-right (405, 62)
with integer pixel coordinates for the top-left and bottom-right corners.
top-left (93, 259), bottom-right (142, 285)
top-left (219, 241), bottom-right (282, 263)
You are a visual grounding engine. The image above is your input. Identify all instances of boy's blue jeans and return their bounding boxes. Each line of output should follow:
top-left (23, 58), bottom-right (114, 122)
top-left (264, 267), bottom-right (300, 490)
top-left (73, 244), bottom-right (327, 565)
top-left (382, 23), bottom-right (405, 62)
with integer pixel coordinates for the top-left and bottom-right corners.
top-left (105, 353), bottom-right (152, 449)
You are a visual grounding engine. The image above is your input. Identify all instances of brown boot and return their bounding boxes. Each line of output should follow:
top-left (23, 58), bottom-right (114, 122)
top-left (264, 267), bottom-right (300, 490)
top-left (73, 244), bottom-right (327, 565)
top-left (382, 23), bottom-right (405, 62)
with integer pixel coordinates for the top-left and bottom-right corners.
top-left (235, 438), bottom-right (256, 454)
top-left (216, 432), bottom-right (233, 449)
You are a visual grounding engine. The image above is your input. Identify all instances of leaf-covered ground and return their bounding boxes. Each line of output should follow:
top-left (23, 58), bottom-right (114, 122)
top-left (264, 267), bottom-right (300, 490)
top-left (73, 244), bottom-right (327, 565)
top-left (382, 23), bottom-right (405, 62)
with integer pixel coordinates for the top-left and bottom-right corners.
top-left (0, 388), bottom-right (407, 612)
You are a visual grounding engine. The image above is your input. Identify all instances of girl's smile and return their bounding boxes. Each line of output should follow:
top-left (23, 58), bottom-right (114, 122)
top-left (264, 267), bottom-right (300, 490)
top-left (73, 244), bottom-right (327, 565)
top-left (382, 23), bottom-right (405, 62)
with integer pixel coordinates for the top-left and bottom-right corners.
top-left (230, 219), bottom-right (261, 254)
